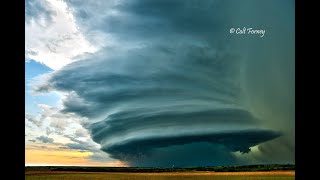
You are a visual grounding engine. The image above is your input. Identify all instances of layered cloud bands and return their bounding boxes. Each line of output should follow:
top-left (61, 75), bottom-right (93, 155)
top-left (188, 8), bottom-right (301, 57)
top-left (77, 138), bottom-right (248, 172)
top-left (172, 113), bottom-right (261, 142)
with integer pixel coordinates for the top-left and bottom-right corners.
top-left (36, 0), bottom-right (294, 166)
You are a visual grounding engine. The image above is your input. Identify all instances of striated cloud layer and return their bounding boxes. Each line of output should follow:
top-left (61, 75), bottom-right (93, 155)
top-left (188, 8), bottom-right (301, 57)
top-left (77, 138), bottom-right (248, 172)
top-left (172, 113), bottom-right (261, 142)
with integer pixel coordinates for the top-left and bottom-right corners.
top-left (35, 0), bottom-right (294, 167)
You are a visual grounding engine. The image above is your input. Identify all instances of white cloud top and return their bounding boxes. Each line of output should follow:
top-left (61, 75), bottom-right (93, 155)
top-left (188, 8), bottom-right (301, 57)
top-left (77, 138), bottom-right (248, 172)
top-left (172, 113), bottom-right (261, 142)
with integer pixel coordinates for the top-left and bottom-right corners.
top-left (25, 0), bottom-right (97, 70)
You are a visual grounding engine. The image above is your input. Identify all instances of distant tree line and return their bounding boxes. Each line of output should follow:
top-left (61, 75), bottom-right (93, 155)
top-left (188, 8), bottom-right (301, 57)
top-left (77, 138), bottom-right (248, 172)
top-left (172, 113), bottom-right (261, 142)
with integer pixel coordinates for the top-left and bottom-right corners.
top-left (25, 164), bottom-right (295, 172)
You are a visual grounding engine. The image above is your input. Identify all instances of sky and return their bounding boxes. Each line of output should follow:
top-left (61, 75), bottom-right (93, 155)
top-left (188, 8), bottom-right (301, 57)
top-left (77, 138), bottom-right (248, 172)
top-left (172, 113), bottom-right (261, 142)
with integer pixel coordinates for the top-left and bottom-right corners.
top-left (25, 0), bottom-right (295, 167)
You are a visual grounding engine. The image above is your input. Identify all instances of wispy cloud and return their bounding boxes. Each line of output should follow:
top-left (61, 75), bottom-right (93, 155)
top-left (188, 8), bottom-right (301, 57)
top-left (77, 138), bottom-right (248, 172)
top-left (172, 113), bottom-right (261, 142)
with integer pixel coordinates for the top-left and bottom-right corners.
top-left (36, 136), bottom-right (54, 143)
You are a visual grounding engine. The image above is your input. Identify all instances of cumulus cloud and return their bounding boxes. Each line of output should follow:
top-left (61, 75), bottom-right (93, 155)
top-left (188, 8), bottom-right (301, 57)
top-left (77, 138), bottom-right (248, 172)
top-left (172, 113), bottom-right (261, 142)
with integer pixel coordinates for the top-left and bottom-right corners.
top-left (75, 128), bottom-right (88, 137)
top-left (25, 0), bottom-right (56, 25)
top-left (46, 127), bottom-right (53, 135)
top-left (26, 114), bottom-right (42, 127)
top-left (25, 0), bottom-right (96, 70)
top-left (35, 0), bottom-right (294, 167)
top-left (33, 104), bottom-right (88, 135)
top-left (62, 143), bottom-right (93, 151)
top-left (58, 133), bottom-right (116, 163)
top-left (36, 136), bottom-right (54, 143)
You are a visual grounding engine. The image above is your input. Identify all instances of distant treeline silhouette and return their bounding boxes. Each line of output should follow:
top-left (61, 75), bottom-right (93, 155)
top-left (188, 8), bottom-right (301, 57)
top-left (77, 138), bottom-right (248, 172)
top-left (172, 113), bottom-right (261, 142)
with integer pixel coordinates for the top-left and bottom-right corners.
top-left (25, 164), bottom-right (294, 172)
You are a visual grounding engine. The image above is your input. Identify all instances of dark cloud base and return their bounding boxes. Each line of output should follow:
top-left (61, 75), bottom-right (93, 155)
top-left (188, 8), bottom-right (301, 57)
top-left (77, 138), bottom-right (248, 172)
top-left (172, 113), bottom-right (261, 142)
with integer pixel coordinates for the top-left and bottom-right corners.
top-left (102, 129), bottom-right (280, 167)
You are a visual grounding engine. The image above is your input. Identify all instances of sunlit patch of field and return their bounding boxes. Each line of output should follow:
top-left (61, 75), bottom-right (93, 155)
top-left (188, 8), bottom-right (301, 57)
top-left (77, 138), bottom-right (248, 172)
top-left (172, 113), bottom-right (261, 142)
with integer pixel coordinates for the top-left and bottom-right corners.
top-left (25, 171), bottom-right (295, 180)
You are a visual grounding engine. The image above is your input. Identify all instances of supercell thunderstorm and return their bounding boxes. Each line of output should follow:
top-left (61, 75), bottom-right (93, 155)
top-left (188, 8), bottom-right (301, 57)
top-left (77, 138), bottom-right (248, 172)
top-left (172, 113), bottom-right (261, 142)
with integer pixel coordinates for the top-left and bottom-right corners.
top-left (35, 0), bottom-right (294, 167)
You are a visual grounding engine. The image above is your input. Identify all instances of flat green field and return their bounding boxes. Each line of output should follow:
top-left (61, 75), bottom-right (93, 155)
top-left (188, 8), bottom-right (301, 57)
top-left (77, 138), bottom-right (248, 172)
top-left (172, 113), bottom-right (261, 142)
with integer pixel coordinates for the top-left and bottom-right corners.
top-left (25, 171), bottom-right (295, 180)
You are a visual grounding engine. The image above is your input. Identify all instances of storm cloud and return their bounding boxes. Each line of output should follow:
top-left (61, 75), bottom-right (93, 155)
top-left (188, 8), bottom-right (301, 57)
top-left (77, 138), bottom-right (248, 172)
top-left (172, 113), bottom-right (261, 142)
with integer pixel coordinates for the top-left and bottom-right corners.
top-left (36, 0), bottom-right (294, 167)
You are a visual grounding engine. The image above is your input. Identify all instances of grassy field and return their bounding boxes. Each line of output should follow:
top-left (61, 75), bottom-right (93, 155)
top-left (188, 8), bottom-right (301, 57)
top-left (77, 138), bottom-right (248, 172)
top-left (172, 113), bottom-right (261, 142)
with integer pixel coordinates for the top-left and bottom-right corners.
top-left (25, 171), bottom-right (295, 180)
